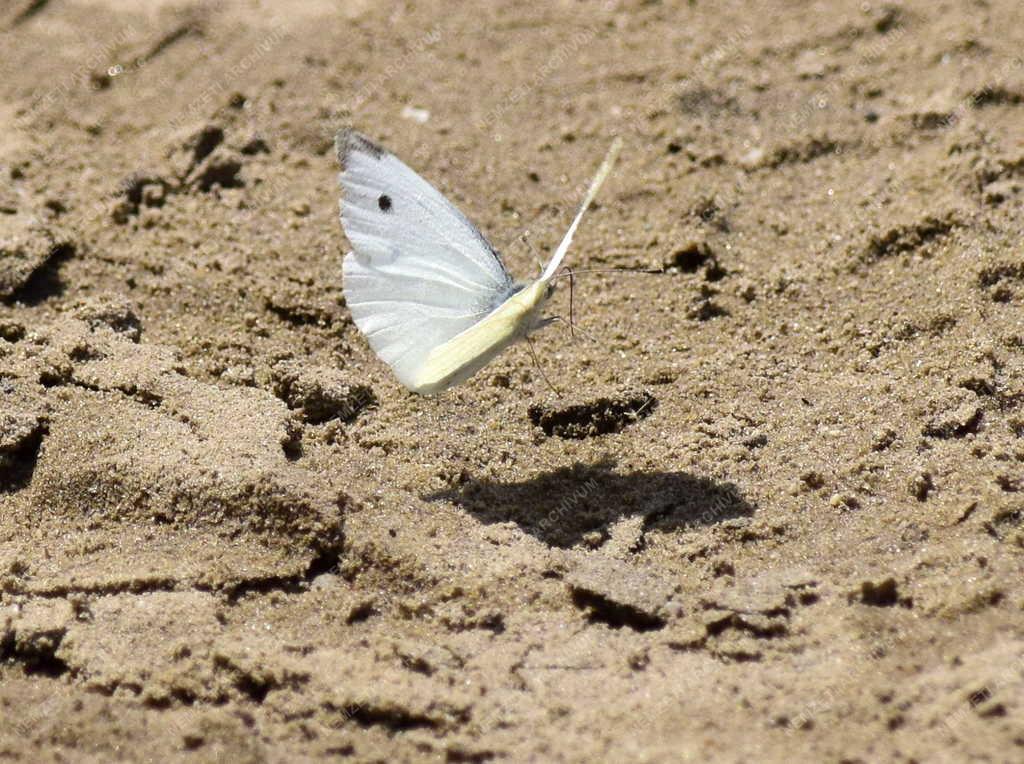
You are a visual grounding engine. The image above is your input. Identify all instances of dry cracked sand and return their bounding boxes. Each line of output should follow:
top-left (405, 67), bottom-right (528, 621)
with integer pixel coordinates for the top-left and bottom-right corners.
top-left (1, 0), bottom-right (1023, 761)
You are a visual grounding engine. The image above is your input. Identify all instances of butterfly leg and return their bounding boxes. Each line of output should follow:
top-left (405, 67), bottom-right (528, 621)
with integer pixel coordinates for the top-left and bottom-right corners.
top-left (525, 334), bottom-right (561, 396)
top-left (560, 265), bottom-right (576, 338)
top-left (546, 315), bottom-right (598, 344)
top-left (519, 231), bottom-right (544, 273)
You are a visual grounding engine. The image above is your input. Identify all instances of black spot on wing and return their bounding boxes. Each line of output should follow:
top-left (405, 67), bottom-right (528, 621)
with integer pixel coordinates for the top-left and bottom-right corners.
top-left (336, 129), bottom-right (512, 285)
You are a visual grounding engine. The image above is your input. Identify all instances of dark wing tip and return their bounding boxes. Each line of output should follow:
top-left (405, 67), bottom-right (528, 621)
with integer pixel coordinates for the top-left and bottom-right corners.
top-left (335, 128), bottom-right (386, 166)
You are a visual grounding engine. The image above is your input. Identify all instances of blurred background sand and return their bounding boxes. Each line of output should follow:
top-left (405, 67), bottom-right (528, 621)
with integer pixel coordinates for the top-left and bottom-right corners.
top-left (1, 0), bottom-right (1023, 760)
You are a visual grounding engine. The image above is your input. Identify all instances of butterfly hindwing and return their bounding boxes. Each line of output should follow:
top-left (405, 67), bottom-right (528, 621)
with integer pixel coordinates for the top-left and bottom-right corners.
top-left (337, 130), bottom-right (516, 390)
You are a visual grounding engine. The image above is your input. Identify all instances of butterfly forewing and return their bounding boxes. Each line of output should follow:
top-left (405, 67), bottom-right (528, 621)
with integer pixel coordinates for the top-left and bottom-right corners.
top-left (337, 130), bottom-right (516, 390)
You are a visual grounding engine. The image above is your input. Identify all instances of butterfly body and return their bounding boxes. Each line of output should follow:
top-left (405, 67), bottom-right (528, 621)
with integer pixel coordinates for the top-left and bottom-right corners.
top-left (411, 279), bottom-right (553, 393)
top-left (336, 129), bottom-right (619, 394)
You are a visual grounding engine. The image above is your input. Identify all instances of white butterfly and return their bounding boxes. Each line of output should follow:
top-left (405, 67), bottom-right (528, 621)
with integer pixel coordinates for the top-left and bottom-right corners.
top-left (336, 129), bottom-right (621, 395)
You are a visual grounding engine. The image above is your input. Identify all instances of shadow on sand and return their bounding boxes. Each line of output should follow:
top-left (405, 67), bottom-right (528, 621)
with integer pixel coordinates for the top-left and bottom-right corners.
top-left (425, 457), bottom-right (755, 548)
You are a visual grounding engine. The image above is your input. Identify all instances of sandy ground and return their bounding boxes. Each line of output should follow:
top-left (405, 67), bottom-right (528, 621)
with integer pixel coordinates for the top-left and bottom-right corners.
top-left (1, 0), bottom-right (1023, 761)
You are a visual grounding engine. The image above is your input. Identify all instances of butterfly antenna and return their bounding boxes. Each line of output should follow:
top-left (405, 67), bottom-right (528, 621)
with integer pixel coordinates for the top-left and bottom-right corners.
top-left (525, 335), bottom-right (561, 396)
top-left (552, 266), bottom-right (665, 281)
